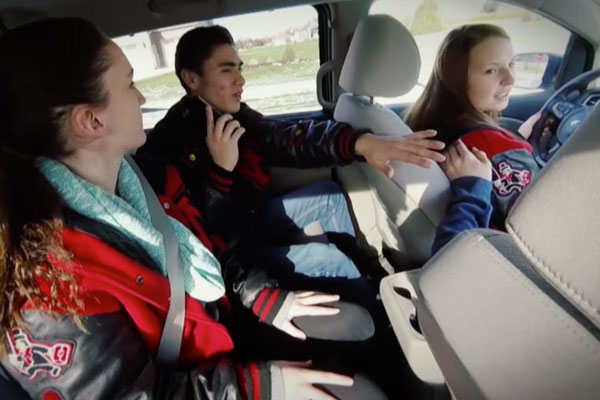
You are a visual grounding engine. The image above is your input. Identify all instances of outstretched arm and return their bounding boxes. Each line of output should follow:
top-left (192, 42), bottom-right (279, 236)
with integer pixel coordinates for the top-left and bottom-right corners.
top-left (433, 140), bottom-right (493, 254)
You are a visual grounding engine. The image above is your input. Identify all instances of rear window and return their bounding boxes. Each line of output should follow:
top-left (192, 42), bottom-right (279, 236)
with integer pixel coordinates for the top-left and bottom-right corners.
top-left (113, 5), bottom-right (321, 129)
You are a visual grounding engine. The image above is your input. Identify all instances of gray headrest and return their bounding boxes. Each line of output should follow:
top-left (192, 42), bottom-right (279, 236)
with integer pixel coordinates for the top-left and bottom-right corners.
top-left (506, 104), bottom-right (600, 329)
top-left (339, 14), bottom-right (420, 97)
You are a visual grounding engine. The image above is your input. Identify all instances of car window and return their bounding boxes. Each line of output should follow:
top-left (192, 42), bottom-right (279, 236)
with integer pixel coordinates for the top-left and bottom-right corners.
top-left (369, 0), bottom-right (571, 105)
top-left (113, 5), bottom-right (320, 129)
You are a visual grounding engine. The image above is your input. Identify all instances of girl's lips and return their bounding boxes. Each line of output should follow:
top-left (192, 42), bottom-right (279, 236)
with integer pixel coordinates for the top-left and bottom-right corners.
top-left (496, 88), bottom-right (512, 99)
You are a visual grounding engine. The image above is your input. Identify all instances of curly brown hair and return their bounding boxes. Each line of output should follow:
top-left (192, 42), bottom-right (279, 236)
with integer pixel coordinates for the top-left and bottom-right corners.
top-left (0, 17), bottom-right (110, 353)
top-left (0, 152), bottom-right (84, 355)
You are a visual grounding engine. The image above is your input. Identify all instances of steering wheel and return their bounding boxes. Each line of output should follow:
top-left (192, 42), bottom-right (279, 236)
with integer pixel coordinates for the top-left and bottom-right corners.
top-left (529, 68), bottom-right (600, 166)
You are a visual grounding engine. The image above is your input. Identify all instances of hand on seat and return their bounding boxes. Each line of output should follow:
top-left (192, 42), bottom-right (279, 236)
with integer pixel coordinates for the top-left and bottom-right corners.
top-left (278, 360), bottom-right (354, 400)
top-left (354, 130), bottom-right (446, 177)
top-left (276, 291), bottom-right (340, 340)
top-left (442, 139), bottom-right (492, 181)
top-left (205, 105), bottom-right (246, 171)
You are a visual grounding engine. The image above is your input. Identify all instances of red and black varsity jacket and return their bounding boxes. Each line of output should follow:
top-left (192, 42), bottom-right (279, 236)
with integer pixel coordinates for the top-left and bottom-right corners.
top-left (0, 164), bottom-right (293, 400)
top-left (460, 127), bottom-right (541, 228)
top-left (0, 217), bottom-right (272, 400)
top-left (136, 96), bottom-right (367, 239)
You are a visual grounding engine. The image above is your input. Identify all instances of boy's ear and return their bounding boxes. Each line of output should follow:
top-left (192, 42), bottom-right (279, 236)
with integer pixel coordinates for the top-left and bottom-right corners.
top-left (181, 68), bottom-right (202, 92)
top-left (69, 104), bottom-right (105, 142)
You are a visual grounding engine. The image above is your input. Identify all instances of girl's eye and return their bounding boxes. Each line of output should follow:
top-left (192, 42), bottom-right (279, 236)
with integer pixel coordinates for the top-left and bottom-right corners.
top-left (485, 69), bottom-right (497, 75)
top-left (130, 81), bottom-right (136, 89)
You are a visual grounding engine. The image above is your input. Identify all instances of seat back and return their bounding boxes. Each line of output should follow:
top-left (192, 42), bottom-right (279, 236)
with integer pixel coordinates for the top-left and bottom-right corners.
top-left (415, 104), bottom-right (600, 399)
top-left (334, 14), bottom-right (450, 263)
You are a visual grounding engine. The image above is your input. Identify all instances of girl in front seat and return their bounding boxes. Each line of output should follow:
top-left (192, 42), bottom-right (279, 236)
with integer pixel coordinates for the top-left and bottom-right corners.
top-left (405, 24), bottom-right (542, 253)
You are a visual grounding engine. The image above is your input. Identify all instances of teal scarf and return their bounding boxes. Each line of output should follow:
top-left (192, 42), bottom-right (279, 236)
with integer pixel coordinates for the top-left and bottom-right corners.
top-left (37, 157), bottom-right (225, 302)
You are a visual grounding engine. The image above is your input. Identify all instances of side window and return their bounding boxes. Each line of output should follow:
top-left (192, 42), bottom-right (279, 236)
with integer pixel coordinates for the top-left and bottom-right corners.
top-left (114, 5), bottom-right (321, 129)
top-left (368, 0), bottom-right (571, 105)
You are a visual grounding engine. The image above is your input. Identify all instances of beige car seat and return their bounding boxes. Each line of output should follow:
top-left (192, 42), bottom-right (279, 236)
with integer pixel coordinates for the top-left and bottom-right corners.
top-left (381, 102), bottom-right (600, 398)
top-left (334, 14), bottom-right (450, 265)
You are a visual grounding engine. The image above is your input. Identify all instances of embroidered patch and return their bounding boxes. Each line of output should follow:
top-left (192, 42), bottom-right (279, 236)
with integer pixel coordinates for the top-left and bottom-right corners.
top-left (492, 160), bottom-right (532, 196)
top-left (6, 328), bottom-right (74, 380)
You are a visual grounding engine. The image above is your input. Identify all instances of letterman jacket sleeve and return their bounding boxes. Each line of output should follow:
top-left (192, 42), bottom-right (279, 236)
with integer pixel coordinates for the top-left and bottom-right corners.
top-left (432, 177), bottom-right (493, 254)
top-left (236, 103), bottom-right (368, 168)
top-left (1, 311), bottom-right (279, 400)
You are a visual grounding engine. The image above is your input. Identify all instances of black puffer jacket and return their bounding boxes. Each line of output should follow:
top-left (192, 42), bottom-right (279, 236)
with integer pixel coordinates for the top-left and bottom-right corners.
top-left (137, 96), bottom-right (366, 239)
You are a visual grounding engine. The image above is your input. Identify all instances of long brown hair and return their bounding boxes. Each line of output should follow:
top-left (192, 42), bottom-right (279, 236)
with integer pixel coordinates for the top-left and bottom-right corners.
top-left (404, 24), bottom-right (510, 144)
top-left (0, 17), bottom-right (111, 352)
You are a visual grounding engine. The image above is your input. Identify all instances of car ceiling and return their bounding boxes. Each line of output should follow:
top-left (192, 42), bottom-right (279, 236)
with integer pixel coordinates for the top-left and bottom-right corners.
top-left (1, 0), bottom-right (599, 53)
top-left (0, 0), bottom-right (352, 37)
top-left (506, 0), bottom-right (600, 46)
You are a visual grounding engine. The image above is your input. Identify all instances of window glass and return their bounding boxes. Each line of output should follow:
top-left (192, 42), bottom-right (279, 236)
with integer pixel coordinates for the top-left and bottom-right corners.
top-left (113, 5), bottom-right (320, 129)
top-left (369, 0), bottom-right (571, 105)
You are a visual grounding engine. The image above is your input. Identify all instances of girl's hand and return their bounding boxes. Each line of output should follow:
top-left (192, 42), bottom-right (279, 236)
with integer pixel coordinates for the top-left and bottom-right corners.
top-left (441, 139), bottom-right (492, 181)
top-left (278, 360), bottom-right (354, 400)
top-left (277, 291), bottom-right (340, 340)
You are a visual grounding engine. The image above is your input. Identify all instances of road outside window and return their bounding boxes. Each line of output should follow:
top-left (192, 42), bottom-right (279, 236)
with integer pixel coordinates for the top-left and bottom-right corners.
top-left (114, 5), bottom-right (320, 129)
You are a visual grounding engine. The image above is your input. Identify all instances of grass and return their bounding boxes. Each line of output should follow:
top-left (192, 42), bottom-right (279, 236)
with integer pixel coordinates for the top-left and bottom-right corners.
top-left (242, 60), bottom-right (318, 85)
top-left (136, 39), bottom-right (320, 106)
top-left (136, 60), bottom-right (319, 105)
top-left (464, 11), bottom-right (530, 23)
top-left (136, 73), bottom-right (183, 103)
top-left (239, 39), bottom-right (319, 65)
top-left (245, 92), bottom-right (319, 115)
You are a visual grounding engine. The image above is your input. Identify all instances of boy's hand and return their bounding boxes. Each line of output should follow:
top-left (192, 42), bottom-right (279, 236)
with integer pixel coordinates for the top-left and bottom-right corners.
top-left (205, 105), bottom-right (245, 171)
top-left (278, 360), bottom-right (354, 400)
top-left (354, 130), bottom-right (446, 178)
top-left (277, 291), bottom-right (340, 340)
